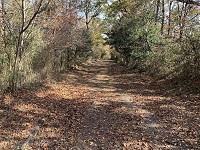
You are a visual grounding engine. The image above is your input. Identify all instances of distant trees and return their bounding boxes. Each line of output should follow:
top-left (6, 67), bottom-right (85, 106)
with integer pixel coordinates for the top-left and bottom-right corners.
top-left (106, 0), bottom-right (152, 68)
top-left (37, 0), bottom-right (92, 73)
top-left (79, 0), bottom-right (106, 29)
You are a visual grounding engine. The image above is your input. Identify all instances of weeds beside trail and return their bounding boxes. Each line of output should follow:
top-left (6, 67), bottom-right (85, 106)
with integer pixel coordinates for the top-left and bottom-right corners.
top-left (0, 60), bottom-right (199, 149)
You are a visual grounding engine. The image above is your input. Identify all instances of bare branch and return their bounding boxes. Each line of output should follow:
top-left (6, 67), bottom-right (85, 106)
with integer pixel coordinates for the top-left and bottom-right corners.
top-left (175, 0), bottom-right (200, 6)
top-left (21, 0), bottom-right (51, 33)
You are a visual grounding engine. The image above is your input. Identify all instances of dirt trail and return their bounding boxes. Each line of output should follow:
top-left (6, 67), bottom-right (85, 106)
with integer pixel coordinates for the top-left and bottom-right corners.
top-left (0, 60), bottom-right (199, 149)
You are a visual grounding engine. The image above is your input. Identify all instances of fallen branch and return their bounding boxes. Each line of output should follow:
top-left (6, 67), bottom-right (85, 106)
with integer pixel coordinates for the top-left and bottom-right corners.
top-left (21, 126), bottom-right (40, 149)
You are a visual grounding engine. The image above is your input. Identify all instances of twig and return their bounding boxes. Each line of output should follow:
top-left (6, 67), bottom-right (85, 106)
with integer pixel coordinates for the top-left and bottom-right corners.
top-left (21, 126), bottom-right (39, 149)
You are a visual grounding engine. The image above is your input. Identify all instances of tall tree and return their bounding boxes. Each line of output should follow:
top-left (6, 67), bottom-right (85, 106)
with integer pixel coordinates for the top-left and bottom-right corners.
top-left (161, 0), bottom-right (165, 34)
top-left (79, 0), bottom-right (105, 29)
top-left (0, 0), bottom-right (51, 92)
top-left (155, 0), bottom-right (160, 25)
top-left (168, 0), bottom-right (173, 36)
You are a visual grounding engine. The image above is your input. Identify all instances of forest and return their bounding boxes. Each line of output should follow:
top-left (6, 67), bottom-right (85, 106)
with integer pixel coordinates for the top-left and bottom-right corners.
top-left (0, 0), bottom-right (199, 94)
top-left (0, 0), bottom-right (199, 149)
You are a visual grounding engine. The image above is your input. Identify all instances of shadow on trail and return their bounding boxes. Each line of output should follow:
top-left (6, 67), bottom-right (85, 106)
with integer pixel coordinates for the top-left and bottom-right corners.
top-left (68, 60), bottom-right (163, 97)
top-left (62, 59), bottom-right (199, 149)
top-left (0, 87), bottom-right (159, 149)
top-left (0, 60), bottom-right (199, 149)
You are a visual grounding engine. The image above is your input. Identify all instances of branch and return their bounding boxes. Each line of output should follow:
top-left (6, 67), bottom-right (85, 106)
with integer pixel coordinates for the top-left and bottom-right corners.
top-left (21, 0), bottom-right (51, 33)
top-left (189, 13), bottom-right (199, 21)
top-left (176, 0), bottom-right (200, 6)
top-left (21, 127), bottom-right (40, 149)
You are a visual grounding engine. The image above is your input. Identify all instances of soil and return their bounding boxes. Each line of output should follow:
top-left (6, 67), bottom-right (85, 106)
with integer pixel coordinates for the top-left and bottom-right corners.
top-left (0, 60), bottom-right (199, 150)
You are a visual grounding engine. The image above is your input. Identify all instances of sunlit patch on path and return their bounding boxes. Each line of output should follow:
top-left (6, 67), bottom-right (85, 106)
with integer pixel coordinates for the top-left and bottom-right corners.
top-left (0, 60), bottom-right (199, 149)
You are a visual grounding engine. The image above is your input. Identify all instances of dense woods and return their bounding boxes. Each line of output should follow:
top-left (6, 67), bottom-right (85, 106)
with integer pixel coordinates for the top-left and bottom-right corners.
top-left (0, 0), bottom-right (100, 93)
top-left (1, 0), bottom-right (199, 94)
top-left (0, 0), bottom-right (199, 149)
top-left (105, 0), bottom-right (200, 93)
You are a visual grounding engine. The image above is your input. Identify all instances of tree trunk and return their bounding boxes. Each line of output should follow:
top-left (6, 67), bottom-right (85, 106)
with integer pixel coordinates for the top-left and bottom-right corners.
top-left (180, 3), bottom-right (188, 39)
top-left (178, 2), bottom-right (188, 40)
top-left (11, 0), bottom-right (26, 92)
top-left (85, 0), bottom-right (90, 30)
top-left (168, 0), bottom-right (173, 36)
top-left (155, 0), bottom-right (160, 25)
top-left (67, 49), bottom-right (70, 68)
top-left (60, 51), bottom-right (64, 71)
top-left (11, 42), bottom-right (21, 93)
top-left (161, 0), bottom-right (165, 34)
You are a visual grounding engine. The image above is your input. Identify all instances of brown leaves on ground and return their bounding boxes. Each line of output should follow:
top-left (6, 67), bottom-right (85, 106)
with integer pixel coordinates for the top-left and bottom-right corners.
top-left (0, 60), bottom-right (199, 150)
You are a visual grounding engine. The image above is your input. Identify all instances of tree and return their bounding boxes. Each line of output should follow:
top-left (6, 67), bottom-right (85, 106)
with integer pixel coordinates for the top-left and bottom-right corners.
top-left (79, 0), bottom-right (105, 29)
top-left (35, 0), bottom-right (93, 73)
top-left (161, 0), bottom-right (165, 34)
top-left (106, 0), bottom-right (200, 82)
top-left (155, 0), bottom-right (160, 24)
top-left (0, 0), bottom-right (51, 92)
top-left (168, 0), bottom-right (173, 36)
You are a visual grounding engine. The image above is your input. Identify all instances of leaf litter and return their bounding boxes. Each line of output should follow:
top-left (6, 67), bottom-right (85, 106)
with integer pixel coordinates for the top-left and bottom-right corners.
top-left (0, 60), bottom-right (199, 149)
